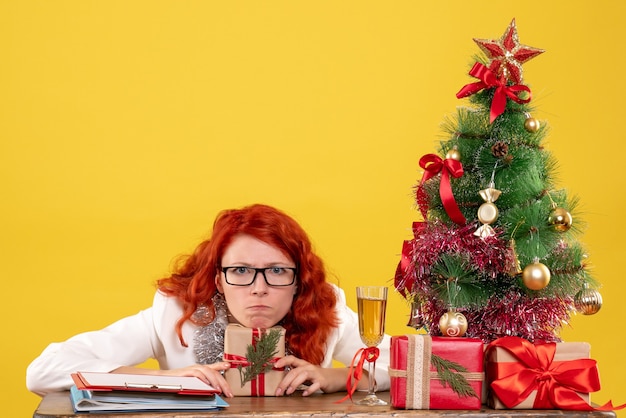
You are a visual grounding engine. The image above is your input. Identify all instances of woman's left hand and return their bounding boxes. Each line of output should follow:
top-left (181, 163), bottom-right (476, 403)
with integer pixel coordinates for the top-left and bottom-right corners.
top-left (273, 355), bottom-right (351, 396)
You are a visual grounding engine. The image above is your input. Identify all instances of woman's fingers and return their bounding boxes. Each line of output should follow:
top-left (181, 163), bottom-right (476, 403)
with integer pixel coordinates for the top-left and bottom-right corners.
top-left (274, 356), bottom-right (326, 396)
top-left (160, 363), bottom-right (234, 398)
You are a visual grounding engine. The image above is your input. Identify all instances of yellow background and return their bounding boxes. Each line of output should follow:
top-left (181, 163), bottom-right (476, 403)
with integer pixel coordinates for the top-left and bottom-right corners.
top-left (2, 1), bottom-right (624, 416)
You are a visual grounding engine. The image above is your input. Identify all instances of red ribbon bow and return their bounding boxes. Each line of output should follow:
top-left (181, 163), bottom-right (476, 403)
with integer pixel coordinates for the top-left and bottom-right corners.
top-left (223, 353), bottom-right (282, 369)
top-left (416, 154), bottom-right (466, 225)
top-left (456, 62), bottom-right (532, 123)
top-left (336, 347), bottom-right (380, 403)
top-left (394, 240), bottom-right (414, 297)
top-left (394, 222), bottom-right (426, 297)
top-left (487, 336), bottom-right (625, 411)
top-left (223, 353), bottom-right (283, 396)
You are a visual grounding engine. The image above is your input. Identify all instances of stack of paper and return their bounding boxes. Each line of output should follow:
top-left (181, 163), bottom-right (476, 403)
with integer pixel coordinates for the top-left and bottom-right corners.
top-left (70, 371), bottom-right (229, 412)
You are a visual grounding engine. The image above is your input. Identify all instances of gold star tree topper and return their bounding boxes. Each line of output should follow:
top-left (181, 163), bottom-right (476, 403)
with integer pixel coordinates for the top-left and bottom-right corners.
top-left (473, 19), bottom-right (545, 84)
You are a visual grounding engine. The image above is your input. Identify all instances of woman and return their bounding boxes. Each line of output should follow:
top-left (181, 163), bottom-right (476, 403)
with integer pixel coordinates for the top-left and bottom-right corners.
top-left (26, 204), bottom-right (391, 397)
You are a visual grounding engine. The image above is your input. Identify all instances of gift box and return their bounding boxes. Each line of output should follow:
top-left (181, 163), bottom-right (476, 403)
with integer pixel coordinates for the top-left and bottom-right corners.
top-left (486, 336), bottom-right (600, 410)
top-left (223, 324), bottom-right (285, 396)
top-left (389, 334), bottom-right (484, 409)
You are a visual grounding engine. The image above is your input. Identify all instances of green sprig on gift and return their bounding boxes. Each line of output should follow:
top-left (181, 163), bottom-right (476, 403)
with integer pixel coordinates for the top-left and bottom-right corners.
top-left (238, 328), bottom-right (282, 387)
top-left (431, 354), bottom-right (479, 399)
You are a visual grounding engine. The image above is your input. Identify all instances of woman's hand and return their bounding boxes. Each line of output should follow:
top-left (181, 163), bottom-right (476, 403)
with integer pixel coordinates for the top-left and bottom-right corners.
top-left (273, 355), bottom-right (354, 397)
top-left (112, 362), bottom-right (234, 398)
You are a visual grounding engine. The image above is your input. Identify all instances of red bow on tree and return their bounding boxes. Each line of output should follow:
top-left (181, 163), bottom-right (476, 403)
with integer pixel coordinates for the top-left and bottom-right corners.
top-left (416, 154), bottom-right (466, 226)
top-left (394, 222), bottom-right (426, 297)
top-left (456, 62), bottom-right (531, 123)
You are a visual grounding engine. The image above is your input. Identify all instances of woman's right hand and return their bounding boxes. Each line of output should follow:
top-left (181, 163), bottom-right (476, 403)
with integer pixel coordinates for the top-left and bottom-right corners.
top-left (112, 362), bottom-right (234, 397)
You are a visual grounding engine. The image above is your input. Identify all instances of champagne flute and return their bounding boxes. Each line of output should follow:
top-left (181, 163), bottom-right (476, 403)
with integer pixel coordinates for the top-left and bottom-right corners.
top-left (356, 286), bottom-right (388, 406)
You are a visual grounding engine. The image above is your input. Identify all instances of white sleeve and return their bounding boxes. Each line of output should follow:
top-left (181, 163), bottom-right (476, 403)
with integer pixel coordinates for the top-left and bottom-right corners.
top-left (329, 286), bottom-right (391, 391)
top-left (26, 292), bottom-right (167, 396)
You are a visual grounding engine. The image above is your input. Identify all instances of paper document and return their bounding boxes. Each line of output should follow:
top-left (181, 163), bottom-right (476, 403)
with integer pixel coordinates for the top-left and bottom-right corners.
top-left (72, 371), bottom-right (219, 395)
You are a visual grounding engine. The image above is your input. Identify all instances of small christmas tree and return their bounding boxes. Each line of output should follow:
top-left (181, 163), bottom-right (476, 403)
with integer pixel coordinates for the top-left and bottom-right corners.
top-left (395, 19), bottom-right (603, 343)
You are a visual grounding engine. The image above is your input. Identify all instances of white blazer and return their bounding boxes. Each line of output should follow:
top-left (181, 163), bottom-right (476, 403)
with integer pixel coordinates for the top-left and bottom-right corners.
top-left (26, 285), bottom-right (391, 396)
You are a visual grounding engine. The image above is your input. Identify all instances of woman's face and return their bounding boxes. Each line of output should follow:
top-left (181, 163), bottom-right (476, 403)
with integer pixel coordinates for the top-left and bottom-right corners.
top-left (216, 234), bottom-right (297, 328)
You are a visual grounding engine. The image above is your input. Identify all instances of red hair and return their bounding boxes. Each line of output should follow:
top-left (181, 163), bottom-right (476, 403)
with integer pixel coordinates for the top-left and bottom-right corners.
top-left (158, 204), bottom-right (338, 365)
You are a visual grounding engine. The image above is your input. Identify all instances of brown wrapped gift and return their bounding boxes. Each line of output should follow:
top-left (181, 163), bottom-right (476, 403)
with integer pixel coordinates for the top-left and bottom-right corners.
top-left (486, 337), bottom-right (592, 409)
top-left (223, 324), bottom-right (285, 396)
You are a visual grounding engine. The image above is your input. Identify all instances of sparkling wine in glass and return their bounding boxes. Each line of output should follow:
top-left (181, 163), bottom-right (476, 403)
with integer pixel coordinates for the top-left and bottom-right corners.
top-left (356, 286), bottom-right (388, 406)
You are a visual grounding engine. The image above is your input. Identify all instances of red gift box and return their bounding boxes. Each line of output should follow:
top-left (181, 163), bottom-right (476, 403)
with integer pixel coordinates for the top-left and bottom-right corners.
top-left (389, 334), bottom-right (483, 409)
top-left (223, 324), bottom-right (285, 397)
top-left (486, 336), bottom-right (598, 410)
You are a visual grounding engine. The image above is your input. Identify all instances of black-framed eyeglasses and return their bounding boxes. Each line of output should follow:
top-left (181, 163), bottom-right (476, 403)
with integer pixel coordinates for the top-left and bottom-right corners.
top-left (221, 266), bottom-right (297, 287)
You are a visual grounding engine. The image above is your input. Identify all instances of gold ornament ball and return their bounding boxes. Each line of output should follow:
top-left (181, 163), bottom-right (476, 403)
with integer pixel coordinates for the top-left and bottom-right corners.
top-left (524, 117), bottom-right (540, 133)
top-left (574, 287), bottom-right (603, 315)
top-left (549, 207), bottom-right (573, 232)
top-left (445, 148), bottom-right (461, 161)
top-left (522, 261), bottom-right (551, 290)
top-left (439, 310), bottom-right (468, 337)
